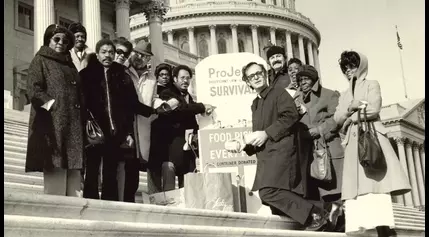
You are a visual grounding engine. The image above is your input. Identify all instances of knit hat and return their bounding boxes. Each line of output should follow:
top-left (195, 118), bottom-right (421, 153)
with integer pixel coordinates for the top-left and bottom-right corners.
top-left (296, 65), bottom-right (319, 81)
top-left (134, 41), bottom-right (153, 56)
top-left (155, 63), bottom-right (172, 78)
top-left (266, 46), bottom-right (285, 59)
top-left (43, 24), bottom-right (75, 51)
top-left (68, 22), bottom-right (87, 35)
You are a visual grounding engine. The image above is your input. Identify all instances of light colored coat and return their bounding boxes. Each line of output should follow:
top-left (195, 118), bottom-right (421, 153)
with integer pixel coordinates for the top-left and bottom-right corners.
top-left (334, 52), bottom-right (411, 200)
top-left (69, 46), bottom-right (93, 72)
top-left (124, 61), bottom-right (158, 162)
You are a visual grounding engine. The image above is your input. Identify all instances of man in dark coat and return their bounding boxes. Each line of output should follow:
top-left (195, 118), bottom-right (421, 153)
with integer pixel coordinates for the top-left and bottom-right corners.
top-left (240, 62), bottom-right (331, 231)
top-left (158, 65), bottom-right (214, 191)
top-left (266, 46), bottom-right (291, 89)
top-left (80, 39), bottom-right (161, 201)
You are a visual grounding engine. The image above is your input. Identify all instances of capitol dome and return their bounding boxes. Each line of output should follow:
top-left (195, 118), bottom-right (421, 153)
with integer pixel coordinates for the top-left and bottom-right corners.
top-left (130, 0), bottom-right (321, 71)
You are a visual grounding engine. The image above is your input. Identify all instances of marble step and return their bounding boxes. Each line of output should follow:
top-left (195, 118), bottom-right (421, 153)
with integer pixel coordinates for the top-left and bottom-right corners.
top-left (5, 173), bottom-right (44, 186)
top-left (4, 164), bottom-right (43, 177)
top-left (4, 157), bottom-right (26, 166)
top-left (5, 182), bottom-right (44, 194)
top-left (5, 215), bottom-right (348, 237)
top-left (4, 144), bottom-right (27, 154)
top-left (5, 139), bottom-right (27, 148)
top-left (4, 150), bottom-right (26, 159)
top-left (4, 192), bottom-right (300, 230)
top-left (4, 124), bottom-right (28, 131)
top-left (4, 134), bottom-right (28, 143)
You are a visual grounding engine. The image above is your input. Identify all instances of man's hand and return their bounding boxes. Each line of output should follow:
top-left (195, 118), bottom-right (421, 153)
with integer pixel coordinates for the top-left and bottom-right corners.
top-left (126, 135), bottom-right (134, 147)
top-left (348, 100), bottom-right (362, 113)
top-left (309, 127), bottom-right (320, 139)
top-left (250, 131), bottom-right (269, 147)
top-left (204, 104), bottom-right (215, 115)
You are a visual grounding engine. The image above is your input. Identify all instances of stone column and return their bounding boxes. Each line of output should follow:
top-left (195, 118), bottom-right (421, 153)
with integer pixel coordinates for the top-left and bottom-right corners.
top-left (34, 0), bottom-right (55, 55)
top-left (82, 0), bottom-right (101, 51)
top-left (284, 0), bottom-right (290, 8)
top-left (187, 27), bottom-right (196, 54)
top-left (313, 45), bottom-right (321, 73)
top-left (209, 25), bottom-right (218, 55)
top-left (395, 138), bottom-right (413, 206)
top-left (276, 0), bottom-right (282, 6)
top-left (267, 0), bottom-right (274, 5)
top-left (419, 145), bottom-right (425, 181)
top-left (307, 40), bottom-right (314, 66)
top-left (405, 141), bottom-right (420, 206)
top-left (115, 0), bottom-right (130, 39)
top-left (167, 30), bottom-right (174, 45)
top-left (298, 35), bottom-right (306, 64)
top-left (230, 24), bottom-right (239, 53)
top-left (269, 27), bottom-right (276, 45)
top-left (285, 30), bottom-right (293, 60)
top-left (413, 142), bottom-right (425, 205)
top-left (142, 0), bottom-right (168, 70)
top-left (251, 25), bottom-right (259, 56)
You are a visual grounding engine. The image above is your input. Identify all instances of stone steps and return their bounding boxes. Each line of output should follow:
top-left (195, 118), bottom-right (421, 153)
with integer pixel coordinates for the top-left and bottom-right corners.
top-left (5, 182), bottom-right (44, 194)
top-left (5, 215), bottom-right (348, 237)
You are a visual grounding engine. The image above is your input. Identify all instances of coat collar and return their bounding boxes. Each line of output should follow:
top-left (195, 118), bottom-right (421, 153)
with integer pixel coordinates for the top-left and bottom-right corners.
top-left (257, 85), bottom-right (272, 99)
top-left (37, 46), bottom-right (72, 64)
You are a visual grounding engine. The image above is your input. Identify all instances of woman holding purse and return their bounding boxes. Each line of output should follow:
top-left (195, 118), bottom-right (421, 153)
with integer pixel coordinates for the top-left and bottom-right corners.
top-left (334, 50), bottom-right (411, 235)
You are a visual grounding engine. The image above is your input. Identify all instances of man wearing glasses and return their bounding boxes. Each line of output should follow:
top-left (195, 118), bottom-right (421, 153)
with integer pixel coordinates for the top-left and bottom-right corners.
top-left (239, 62), bottom-right (332, 231)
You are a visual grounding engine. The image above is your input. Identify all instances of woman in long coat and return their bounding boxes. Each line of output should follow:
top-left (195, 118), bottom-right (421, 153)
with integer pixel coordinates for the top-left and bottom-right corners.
top-left (25, 24), bottom-right (85, 197)
top-left (334, 51), bottom-right (411, 235)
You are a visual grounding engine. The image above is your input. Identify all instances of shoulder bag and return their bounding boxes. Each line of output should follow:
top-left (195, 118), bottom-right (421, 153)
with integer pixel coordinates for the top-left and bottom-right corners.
top-left (310, 126), bottom-right (333, 181)
top-left (86, 110), bottom-right (104, 147)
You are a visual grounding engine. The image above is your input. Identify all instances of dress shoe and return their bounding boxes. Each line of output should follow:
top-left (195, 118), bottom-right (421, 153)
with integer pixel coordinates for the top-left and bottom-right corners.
top-left (327, 203), bottom-right (343, 231)
top-left (305, 212), bottom-right (328, 231)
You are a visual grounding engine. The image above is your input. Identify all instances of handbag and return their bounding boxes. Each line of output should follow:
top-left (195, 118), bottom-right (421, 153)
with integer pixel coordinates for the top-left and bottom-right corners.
top-left (86, 110), bottom-right (104, 146)
top-left (310, 127), bottom-right (332, 181)
top-left (356, 107), bottom-right (386, 173)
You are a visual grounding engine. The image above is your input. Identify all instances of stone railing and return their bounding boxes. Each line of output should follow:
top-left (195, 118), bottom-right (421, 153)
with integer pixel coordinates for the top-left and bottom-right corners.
top-left (163, 41), bottom-right (201, 68)
top-left (131, 0), bottom-right (317, 31)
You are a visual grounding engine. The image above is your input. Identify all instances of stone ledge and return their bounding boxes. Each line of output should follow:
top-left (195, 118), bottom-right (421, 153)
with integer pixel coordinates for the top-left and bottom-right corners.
top-left (4, 215), bottom-right (344, 237)
top-left (4, 192), bottom-right (300, 230)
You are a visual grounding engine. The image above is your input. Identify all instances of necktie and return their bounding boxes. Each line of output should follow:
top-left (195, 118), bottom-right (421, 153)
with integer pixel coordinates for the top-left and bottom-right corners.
top-left (105, 69), bottom-right (116, 135)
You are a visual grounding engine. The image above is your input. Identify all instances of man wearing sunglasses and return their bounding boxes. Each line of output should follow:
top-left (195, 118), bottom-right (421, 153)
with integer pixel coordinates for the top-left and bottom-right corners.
top-left (68, 23), bottom-right (93, 72)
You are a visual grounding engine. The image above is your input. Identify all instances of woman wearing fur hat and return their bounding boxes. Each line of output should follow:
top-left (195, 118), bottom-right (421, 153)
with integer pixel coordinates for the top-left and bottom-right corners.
top-left (334, 51), bottom-right (411, 235)
top-left (295, 64), bottom-right (345, 231)
top-left (25, 24), bottom-right (85, 197)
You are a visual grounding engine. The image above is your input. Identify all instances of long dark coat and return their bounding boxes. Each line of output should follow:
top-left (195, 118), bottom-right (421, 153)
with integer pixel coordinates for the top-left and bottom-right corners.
top-left (267, 64), bottom-right (291, 90)
top-left (80, 61), bottom-right (155, 147)
top-left (25, 46), bottom-right (85, 172)
top-left (156, 86), bottom-right (206, 175)
top-left (296, 80), bottom-right (345, 198)
top-left (243, 87), bottom-right (305, 194)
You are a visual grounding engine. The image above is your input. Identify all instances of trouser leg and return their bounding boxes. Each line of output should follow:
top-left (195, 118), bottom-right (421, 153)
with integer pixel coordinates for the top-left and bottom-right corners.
top-left (83, 147), bottom-right (102, 199)
top-left (177, 174), bottom-right (184, 189)
top-left (66, 169), bottom-right (82, 197)
top-left (259, 187), bottom-right (318, 225)
top-left (147, 168), bottom-right (162, 194)
top-left (162, 161), bottom-right (176, 191)
top-left (101, 152), bottom-right (119, 201)
top-left (117, 161), bottom-right (126, 201)
top-left (43, 168), bottom-right (67, 196)
top-left (124, 158), bottom-right (140, 202)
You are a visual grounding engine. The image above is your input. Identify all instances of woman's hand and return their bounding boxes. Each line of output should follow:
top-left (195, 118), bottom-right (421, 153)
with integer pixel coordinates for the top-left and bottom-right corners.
top-left (348, 100), bottom-right (361, 112)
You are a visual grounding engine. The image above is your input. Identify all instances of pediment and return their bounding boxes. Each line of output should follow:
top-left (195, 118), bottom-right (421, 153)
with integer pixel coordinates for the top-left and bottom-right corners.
top-left (403, 101), bottom-right (425, 128)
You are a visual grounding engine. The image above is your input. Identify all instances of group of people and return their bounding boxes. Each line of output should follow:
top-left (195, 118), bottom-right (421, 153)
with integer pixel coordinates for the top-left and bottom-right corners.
top-left (24, 22), bottom-right (412, 236)
top-left (238, 46), bottom-right (411, 234)
top-left (24, 23), bottom-right (214, 204)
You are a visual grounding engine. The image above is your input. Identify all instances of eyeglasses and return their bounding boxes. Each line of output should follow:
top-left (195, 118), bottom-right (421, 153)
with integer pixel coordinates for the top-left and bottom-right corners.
top-left (52, 36), bottom-right (69, 45)
top-left (133, 51), bottom-right (151, 59)
top-left (247, 71), bottom-right (264, 82)
top-left (116, 49), bottom-right (130, 58)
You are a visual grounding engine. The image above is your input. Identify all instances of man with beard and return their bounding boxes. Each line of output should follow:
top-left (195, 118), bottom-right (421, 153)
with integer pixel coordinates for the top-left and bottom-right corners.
top-left (68, 23), bottom-right (93, 71)
top-left (266, 46), bottom-right (291, 90)
top-left (80, 39), bottom-right (164, 201)
top-left (158, 65), bottom-right (215, 191)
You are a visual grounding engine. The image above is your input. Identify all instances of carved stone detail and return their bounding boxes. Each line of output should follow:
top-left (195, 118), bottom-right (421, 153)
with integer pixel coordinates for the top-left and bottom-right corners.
top-left (230, 24), bottom-right (238, 30)
top-left (250, 25), bottom-right (259, 31)
top-left (209, 25), bottom-right (216, 30)
top-left (394, 137), bottom-right (407, 145)
top-left (142, 0), bottom-right (169, 22)
top-left (412, 141), bottom-right (421, 150)
top-left (115, 0), bottom-right (130, 10)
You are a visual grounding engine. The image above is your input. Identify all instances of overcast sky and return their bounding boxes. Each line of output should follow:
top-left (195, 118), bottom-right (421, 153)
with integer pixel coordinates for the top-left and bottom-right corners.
top-left (296, 0), bottom-right (425, 105)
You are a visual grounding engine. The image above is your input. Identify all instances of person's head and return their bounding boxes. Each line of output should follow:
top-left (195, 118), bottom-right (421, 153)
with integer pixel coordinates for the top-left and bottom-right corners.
top-left (242, 62), bottom-right (268, 91)
top-left (43, 24), bottom-right (74, 53)
top-left (130, 40), bottom-right (153, 70)
top-left (68, 23), bottom-right (87, 51)
top-left (155, 63), bottom-right (172, 87)
top-left (296, 65), bottom-right (319, 93)
top-left (266, 46), bottom-right (286, 72)
top-left (339, 51), bottom-right (361, 81)
top-left (172, 65), bottom-right (193, 92)
top-left (112, 37), bottom-right (133, 65)
top-left (287, 58), bottom-right (302, 86)
top-left (95, 39), bottom-right (115, 68)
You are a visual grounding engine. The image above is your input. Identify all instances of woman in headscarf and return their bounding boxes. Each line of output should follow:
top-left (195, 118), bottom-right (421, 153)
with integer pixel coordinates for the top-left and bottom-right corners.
top-left (334, 50), bottom-right (411, 235)
top-left (25, 24), bottom-right (85, 197)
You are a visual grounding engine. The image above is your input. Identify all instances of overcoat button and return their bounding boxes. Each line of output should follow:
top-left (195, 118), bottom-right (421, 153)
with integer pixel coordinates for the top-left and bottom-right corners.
top-left (75, 104), bottom-right (81, 109)
top-left (71, 81), bottom-right (77, 85)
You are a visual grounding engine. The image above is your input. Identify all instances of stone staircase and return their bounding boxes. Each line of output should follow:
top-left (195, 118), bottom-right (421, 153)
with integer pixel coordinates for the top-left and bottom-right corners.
top-left (4, 108), bottom-right (425, 236)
